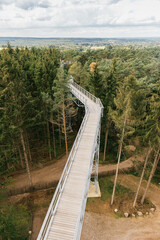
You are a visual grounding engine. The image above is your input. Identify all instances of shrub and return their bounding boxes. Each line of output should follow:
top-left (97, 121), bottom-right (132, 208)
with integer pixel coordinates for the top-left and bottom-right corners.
top-left (0, 204), bottom-right (31, 240)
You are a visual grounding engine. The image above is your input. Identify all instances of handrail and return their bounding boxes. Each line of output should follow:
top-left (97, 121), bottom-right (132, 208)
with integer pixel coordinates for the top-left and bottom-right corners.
top-left (37, 79), bottom-right (103, 240)
top-left (37, 86), bottom-right (89, 240)
top-left (70, 80), bottom-right (103, 240)
top-left (70, 80), bottom-right (103, 116)
top-left (74, 104), bottom-right (102, 240)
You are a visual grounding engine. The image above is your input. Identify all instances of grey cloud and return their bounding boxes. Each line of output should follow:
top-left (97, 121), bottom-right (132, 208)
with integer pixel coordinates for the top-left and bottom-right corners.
top-left (0, 0), bottom-right (13, 4)
top-left (85, 21), bottom-right (160, 28)
top-left (37, 16), bottom-right (52, 21)
top-left (16, 0), bottom-right (50, 10)
top-left (109, 0), bottom-right (122, 4)
top-left (0, 0), bottom-right (51, 9)
top-left (38, 2), bottom-right (50, 8)
top-left (16, 1), bottom-right (36, 10)
top-left (0, 0), bottom-right (14, 7)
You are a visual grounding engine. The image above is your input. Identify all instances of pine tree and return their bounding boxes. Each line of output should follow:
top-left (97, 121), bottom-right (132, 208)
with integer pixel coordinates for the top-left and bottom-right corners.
top-left (52, 66), bottom-right (71, 158)
top-left (141, 91), bottom-right (160, 204)
top-left (133, 147), bottom-right (152, 208)
top-left (89, 63), bottom-right (103, 98)
top-left (110, 73), bottom-right (137, 205)
top-left (103, 59), bottom-right (117, 161)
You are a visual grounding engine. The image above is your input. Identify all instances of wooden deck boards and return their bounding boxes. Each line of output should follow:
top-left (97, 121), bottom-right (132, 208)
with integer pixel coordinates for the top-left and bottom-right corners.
top-left (45, 85), bottom-right (101, 240)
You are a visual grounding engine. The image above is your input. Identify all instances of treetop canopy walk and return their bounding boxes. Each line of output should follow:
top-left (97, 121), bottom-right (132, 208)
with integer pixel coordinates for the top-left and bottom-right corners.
top-left (37, 80), bottom-right (103, 240)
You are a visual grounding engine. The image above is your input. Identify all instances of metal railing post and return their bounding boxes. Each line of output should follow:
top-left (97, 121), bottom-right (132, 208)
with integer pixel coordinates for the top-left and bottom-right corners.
top-left (37, 79), bottom-right (103, 240)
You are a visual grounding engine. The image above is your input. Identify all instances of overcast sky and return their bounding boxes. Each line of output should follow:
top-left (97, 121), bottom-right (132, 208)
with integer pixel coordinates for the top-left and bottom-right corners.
top-left (0, 0), bottom-right (160, 38)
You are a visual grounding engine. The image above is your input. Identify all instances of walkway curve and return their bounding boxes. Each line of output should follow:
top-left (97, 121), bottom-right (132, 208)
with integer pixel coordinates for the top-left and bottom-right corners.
top-left (37, 80), bottom-right (103, 240)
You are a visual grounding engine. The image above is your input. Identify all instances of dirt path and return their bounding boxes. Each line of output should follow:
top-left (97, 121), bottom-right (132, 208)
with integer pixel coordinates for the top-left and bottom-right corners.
top-left (8, 155), bottom-right (67, 194)
top-left (8, 153), bottom-right (144, 195)
top-left (9, 153), bottom-right (157, 240)
top-left (81, 174), bottom-right (160, 240)
top-left (98, 155), bottom-right (144, 176)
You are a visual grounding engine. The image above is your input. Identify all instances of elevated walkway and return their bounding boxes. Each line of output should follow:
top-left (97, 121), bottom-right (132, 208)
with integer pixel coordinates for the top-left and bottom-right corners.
top-left (37, 80), bottom-right (103, 240)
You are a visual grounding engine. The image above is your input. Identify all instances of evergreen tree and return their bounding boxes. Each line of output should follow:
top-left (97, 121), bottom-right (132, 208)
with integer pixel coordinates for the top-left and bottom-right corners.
top-left (52, 66), bottom-right (71, 157)
top-left (103, 59), bottom-right (117, 161)
top-left (89, 63), bottom-right (103, 98)
top-left (110, 73), bottom-right (137, 205)
top-left (141, 91), bottom-right (160, 204)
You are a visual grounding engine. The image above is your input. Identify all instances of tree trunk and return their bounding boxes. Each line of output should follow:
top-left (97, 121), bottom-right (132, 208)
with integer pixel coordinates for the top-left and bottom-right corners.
top-left (46, 121), bottom-right (52, 161)
top-left (25, 132), bottom-right (32, 162)
top-left (44, 125), bottom-right (47, 144)
top-left (133, 147), bottom-right (152, 208)
top-left (103, 122), bottom-right (110, 162)
top-left (62, 97), bottom-right (68, 158)
top-left (111, 112), bottom-right (127, 205)
top-left (52, 122), bottom-right (56, 158)
top-left (18, 145), bottom-right (24, 169)
top-left (20, 128), bottom-right (32, 187)
top-left (4, 150), bottom-right (9, 169)
top-left (36, 129), bottom-right (40, 144)
top-left (13, 140), bottom-right (19, 164)
top-left (58, 111), bottom-right (62, 148)
top-left (141, 147), bottom-right (160, 205)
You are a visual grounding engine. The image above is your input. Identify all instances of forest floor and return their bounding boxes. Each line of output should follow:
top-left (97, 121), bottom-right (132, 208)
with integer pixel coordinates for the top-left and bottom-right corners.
top-left (7, 151), bottom-right (144, 195)
top-left (7, 151), bottom-right (147, 239)
top-left (81, 174), bottom-right (160, 240)
top-left (7, 154), bottom-right (67, 195)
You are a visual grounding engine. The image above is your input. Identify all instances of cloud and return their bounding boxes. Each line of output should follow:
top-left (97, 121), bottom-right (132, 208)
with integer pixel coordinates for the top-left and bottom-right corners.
top-left (0, 0), bottom-right (14, 8)
top-left (0, 0), bottom-right (50, 9)
top-left (109, 0), bottom-right (122, 4)
top-left (15, 0), bottom-right (50, 10)
top-left (0, 0), bottom-right (160, 37)
top-left (37, 16), bottom-right (52, 22)
top-left (0, 0), bottom-right (13, 4)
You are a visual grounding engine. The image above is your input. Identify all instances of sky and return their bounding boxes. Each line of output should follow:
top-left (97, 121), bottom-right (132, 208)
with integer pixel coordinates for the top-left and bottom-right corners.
top-left (0, 0), bottom-right (160, 38)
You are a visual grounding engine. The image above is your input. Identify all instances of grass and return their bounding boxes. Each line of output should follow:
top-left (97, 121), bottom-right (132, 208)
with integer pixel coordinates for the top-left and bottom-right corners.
top-left (99, 176), bottom-right (132, 201)
top-left (86, 176), bottom-right (155, 218)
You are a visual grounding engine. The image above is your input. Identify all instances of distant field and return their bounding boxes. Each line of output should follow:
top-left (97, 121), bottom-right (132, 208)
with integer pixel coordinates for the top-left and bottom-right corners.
top-left (0, 37), bottom-right (160, 49)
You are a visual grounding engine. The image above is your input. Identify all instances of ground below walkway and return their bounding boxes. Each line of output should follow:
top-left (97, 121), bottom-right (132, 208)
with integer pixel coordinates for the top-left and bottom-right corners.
top-left (9, 153), bottom-right (156, 240)
top-left (8, 153), bottom-right (144, 195)
top-left (81, 174), bottom-right (160, 240)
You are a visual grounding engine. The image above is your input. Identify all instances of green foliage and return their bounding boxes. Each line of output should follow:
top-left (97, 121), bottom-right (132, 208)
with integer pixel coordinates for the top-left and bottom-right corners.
top-left (89, 63), bottom-right (103, 98)
top-left (53, 66), bottom-right (70, 109)
top-left (0, 43), bottom-right (160, 181)
top-left (68, 61), bottom-right (82, 84)
top-left (144, 93), bottom-right (160, 149)
top-left (0, 204), bottom-right (31, 240)
top-left (99, 176), bottom-right (132, 202)
top-left (0, 45), bottom-right (63, 173)
top-left (67, 46), bottom-right (160, 171)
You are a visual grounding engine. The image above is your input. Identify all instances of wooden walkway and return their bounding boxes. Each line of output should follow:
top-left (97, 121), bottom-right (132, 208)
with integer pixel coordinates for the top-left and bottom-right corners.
top-left (37, 81), bottom-right (103, 240)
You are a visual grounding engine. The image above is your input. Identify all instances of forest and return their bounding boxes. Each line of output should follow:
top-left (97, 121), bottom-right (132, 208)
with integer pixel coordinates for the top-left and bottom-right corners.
top-left (0, 44), bottom-right (160, 239)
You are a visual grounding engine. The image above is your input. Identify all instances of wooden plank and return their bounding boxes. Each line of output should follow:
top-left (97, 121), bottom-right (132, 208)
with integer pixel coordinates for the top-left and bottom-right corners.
top-left (46, 87), bottom-right (101, 240)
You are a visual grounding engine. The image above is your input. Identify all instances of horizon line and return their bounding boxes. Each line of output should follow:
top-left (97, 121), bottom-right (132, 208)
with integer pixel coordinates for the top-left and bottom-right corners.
top-left (0, 36), bottom-right (160, 39)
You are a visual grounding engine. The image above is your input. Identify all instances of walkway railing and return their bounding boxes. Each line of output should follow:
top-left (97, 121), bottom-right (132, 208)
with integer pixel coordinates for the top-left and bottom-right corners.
top-left (37, 80), bottom-right (103, 240)
top-left (71, 80), bottom-right (103, 116)
top-left (74, 99), bottom-right (102, 240)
